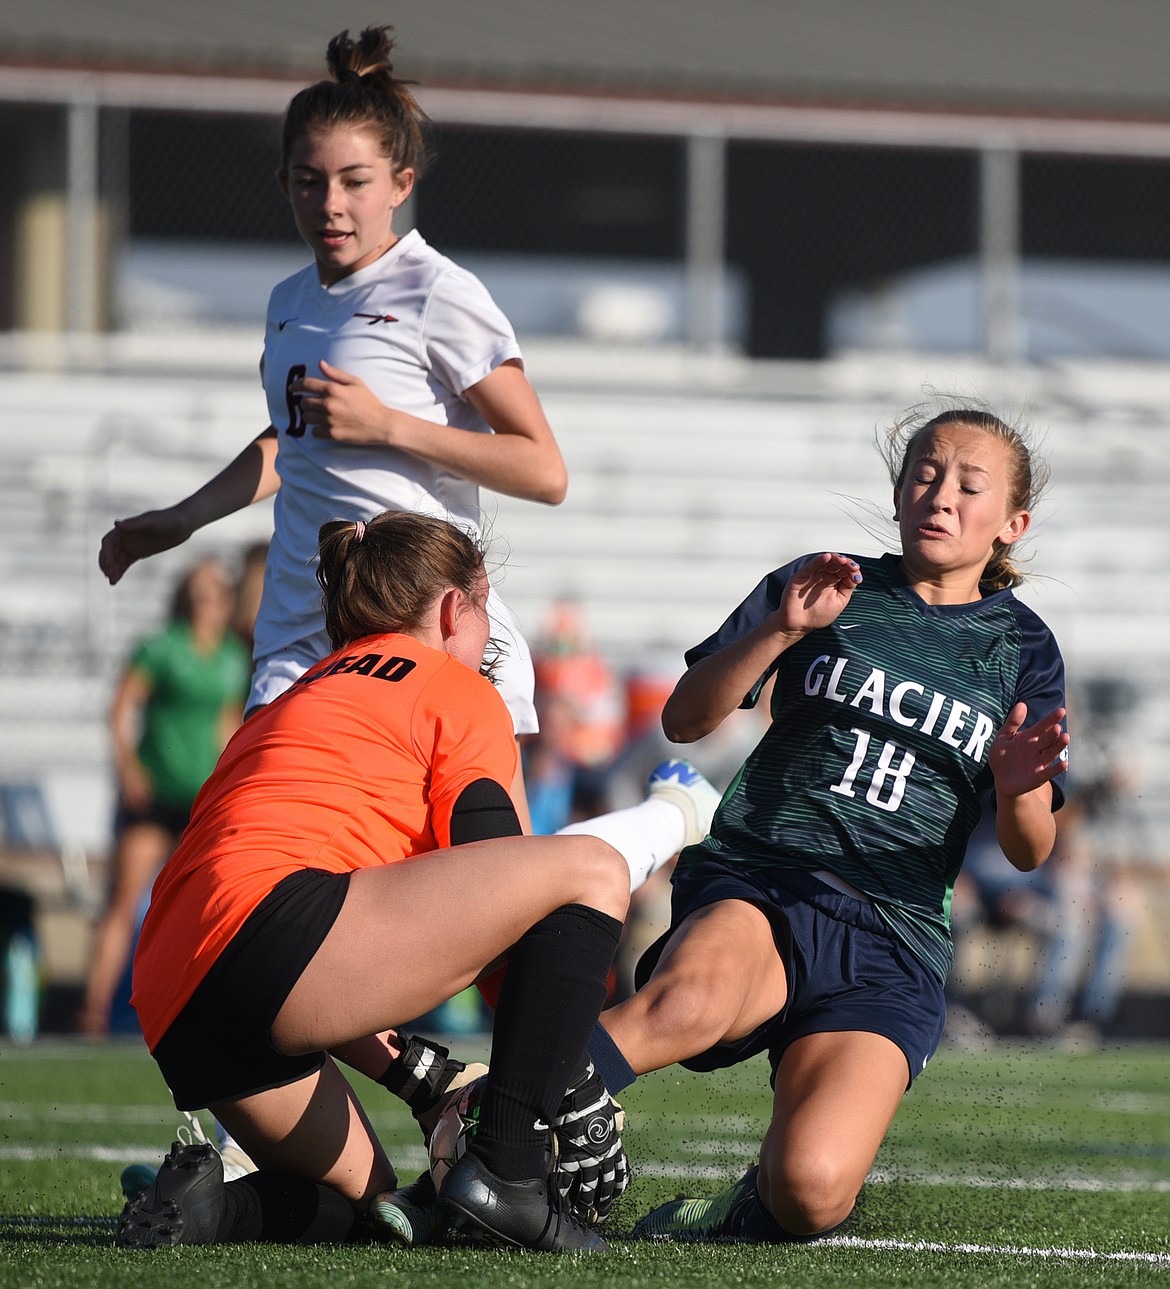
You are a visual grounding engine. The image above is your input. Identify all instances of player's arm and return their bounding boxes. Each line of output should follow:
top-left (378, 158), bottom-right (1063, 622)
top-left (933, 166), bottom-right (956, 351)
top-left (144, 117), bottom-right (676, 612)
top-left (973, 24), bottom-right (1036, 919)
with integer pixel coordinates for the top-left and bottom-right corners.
top-left (99, 430), bottom-right (280, 585)
top-left (295, 359), bottom-right (568, 505)
top-left (988, 702), bottom-right (1069, 870)
top-left (664, 554), bottom-right (862, 743)
top-left (664, 622), bottom-right (796, 744)
top-left (448, 777), bottom-right (524, 844)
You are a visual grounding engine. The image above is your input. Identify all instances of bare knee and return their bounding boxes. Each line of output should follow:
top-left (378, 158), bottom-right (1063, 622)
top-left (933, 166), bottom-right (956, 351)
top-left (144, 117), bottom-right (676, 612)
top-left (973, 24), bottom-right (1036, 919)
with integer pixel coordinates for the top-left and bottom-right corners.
top-left (565, 836), bottom-right (630, 922)
top-left (759, 1150), bottom-right (858, 1236)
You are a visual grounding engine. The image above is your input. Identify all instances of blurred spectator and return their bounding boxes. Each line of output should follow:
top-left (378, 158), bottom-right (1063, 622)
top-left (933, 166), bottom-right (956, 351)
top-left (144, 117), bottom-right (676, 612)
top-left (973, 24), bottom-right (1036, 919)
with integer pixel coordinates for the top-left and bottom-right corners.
top-left (1022, 680), bottom-right (1143, 1041)
top-left (77, 560), bottom-right (252, 1036)
top-left (1, 888), bottom-right (38, 1044)
top-left (523, 691), bottom-right (609, 837)
top-left (532, 599), bottom-right (626, 771)
top-left (604, 657), bottom-right (771, 813)
top-left (948, 678), bottom-right (1143, 1046)
top-left (945, 794), bottom-right (1054, 1043)
top-left (521, 598), bottom-right (626, 840)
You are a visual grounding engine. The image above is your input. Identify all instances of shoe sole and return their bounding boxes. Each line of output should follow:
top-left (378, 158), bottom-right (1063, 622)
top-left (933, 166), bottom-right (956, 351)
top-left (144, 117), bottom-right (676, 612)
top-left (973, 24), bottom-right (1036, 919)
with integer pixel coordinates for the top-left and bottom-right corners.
top-left (370, 1195), bottom-right (445, 1248)
top-left (115, 1144), bottom-right (222, 1249)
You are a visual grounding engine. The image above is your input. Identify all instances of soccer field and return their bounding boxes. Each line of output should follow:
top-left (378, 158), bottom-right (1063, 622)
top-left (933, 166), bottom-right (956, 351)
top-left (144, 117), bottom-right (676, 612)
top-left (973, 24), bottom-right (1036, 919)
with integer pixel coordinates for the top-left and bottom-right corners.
top-left (1, 1038), bottom-right (1168, 1288)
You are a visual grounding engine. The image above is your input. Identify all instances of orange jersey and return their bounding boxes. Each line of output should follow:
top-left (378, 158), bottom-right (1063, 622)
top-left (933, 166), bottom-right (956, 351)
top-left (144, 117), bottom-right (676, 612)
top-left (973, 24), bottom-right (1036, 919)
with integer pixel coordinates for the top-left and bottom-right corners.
top-left (131, 632), bottom-right (517, 1049)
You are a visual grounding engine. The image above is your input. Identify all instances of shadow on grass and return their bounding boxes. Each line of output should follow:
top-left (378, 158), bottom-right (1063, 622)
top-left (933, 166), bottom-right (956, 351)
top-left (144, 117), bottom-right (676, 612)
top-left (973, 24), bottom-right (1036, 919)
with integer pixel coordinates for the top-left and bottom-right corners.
top-left (0, 1215), bottom-right (115, 1247)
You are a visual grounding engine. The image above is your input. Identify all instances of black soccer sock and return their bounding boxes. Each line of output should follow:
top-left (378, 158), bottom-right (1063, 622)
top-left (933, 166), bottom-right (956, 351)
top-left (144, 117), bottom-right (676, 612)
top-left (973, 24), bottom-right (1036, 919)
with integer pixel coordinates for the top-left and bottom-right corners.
top-left (471, 902), bottom-right (622, 1183)
top-left (217, 1171), bottom-right (357, 1243)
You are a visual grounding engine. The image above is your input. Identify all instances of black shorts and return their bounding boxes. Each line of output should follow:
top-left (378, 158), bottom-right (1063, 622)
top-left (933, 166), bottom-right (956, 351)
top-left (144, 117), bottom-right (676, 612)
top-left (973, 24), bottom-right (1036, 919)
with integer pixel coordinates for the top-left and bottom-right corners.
top-left (115, 797), bottom-right (193, 838)
top-left (151, 868), bottom-right (351, 1110)
top-left (635, 861), bottom-right (946, 1089)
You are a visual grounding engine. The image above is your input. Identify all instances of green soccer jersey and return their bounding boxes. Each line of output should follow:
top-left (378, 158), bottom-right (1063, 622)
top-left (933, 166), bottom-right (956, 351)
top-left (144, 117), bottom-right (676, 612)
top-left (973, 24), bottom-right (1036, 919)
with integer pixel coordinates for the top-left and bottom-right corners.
top-left (679, 553), bottom-right (1067, 983)
top-left (130, 622), bottom-right (253, 809)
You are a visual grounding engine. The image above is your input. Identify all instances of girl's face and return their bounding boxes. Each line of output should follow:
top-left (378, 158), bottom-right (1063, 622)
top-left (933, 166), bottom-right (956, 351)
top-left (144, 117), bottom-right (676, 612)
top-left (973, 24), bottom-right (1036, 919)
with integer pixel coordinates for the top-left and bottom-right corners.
top-left (282, 124), bottom-right (414, 286)
top-left (894, 424), bottom-right (1030, 600)
top-left (185, 562), bottom-right (235, 636)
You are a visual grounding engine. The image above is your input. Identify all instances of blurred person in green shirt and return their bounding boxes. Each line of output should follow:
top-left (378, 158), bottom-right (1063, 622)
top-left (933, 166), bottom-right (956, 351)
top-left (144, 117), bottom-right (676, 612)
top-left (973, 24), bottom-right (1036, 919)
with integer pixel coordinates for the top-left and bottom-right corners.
top-left (79, 560), bottom-right (252, 1036)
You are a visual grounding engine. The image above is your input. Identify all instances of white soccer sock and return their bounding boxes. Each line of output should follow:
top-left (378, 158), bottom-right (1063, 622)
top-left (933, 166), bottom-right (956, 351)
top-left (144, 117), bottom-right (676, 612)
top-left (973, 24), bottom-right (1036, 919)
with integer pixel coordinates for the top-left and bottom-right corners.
top-left (556, 798), bottom-right (686, 892)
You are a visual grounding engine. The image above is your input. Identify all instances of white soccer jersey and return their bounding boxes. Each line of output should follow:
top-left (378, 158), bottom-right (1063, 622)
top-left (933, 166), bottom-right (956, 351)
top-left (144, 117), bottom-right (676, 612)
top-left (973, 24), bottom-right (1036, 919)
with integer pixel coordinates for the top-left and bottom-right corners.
top-left (248, 231), bottom-right (537, 733)
top-left (256, 229), bottom-right (523, 660)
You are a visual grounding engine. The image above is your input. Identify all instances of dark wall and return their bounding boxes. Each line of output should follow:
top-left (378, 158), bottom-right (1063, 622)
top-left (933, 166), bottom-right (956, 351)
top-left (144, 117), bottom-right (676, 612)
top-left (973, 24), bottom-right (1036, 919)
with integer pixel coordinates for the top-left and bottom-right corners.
top-left (725, 143), bottom-right (977, 358)
top-left (128, 110), bottom-right (292, 242)
top-left (420, 126), bottom-right (686, 258)
top-left (120, 111), bottom-right (1170, 358)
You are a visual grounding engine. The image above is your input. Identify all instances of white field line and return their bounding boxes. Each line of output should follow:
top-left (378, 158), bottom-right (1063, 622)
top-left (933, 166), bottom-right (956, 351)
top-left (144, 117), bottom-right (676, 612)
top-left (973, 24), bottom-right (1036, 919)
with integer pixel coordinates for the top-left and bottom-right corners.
top-left (0, 1101), bottom-right (406, 1126)
top-left (1, 1217), bottom-right (1166, 1264)
top-left (2, 1108), bottom-right (1168, 1194)
top-left (0, 1103), bottom-right (175, 1124)
top-left (821, 1234), bottom-right (1170, 1268)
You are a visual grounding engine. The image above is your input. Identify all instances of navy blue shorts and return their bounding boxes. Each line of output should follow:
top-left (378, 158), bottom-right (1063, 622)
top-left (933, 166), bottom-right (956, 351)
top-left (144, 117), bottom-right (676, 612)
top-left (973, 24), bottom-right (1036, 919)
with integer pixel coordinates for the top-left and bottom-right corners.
top-left (634, 861), bottom-right (946, 1088)
top-left (150, 868), bottom-right (351, 1110)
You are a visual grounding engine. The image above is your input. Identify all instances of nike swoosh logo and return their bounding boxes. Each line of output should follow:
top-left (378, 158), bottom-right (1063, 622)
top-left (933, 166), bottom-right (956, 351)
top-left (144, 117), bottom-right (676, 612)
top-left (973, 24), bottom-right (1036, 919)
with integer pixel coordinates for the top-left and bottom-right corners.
top-left (533, 1119), bottom-right (550, 1132)
top-left (278, 317), bottom-right (297, 330)
top-left (840, 623), bottom-right (861, 630)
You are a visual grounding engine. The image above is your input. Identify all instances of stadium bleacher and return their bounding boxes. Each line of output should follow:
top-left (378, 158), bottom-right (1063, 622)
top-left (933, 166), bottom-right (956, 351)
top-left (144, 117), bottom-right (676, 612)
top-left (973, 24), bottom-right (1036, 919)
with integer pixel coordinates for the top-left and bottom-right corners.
top-left (0, 341), bottom-right (1167, 868)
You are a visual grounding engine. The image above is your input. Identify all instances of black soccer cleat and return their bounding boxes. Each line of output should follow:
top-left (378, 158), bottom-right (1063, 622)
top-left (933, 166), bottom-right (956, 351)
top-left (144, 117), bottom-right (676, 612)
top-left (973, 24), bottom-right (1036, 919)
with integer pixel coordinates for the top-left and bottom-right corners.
top-left (440, 1150), bottom-right (608, 1252)
top-left (115, 1140), bottom-right (226, 1248)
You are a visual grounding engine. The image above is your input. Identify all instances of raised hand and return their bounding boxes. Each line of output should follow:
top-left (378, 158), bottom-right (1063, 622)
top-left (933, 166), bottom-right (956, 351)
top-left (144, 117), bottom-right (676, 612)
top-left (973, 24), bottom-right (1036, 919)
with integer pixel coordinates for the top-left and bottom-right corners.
top-left (775, 552), bottom-right (863, 634)
top-left (988, 703), bottom-right (1069, 799)
top-left (99, 509), bottom-right (194, 585)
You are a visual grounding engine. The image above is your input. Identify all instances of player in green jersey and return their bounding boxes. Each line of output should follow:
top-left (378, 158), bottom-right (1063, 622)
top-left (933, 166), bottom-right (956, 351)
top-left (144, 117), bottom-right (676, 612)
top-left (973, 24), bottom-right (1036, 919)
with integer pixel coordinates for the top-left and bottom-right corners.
top-left (594, 405), bottom-right (1070, 1243)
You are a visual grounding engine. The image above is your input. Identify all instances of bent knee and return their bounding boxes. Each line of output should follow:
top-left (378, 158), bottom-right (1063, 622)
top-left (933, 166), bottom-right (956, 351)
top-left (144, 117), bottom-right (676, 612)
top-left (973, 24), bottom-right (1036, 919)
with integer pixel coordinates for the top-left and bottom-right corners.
top-left (566, 835), bottom-right (630, 920)
top-left (761, 1154), bottom-right (858, 1236)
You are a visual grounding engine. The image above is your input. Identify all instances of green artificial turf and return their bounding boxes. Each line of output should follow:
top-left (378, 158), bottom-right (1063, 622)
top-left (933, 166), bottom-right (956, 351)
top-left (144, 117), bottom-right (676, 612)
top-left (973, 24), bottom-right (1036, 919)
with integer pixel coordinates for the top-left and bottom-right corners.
top-left (2, 1037), bottom-right (1168, 1288)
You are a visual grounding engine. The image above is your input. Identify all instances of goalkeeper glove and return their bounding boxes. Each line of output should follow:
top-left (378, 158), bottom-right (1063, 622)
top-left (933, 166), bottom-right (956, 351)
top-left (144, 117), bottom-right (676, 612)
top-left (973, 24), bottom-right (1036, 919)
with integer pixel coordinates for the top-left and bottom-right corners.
top-left (552, 1060), bottom-right (630, 1224)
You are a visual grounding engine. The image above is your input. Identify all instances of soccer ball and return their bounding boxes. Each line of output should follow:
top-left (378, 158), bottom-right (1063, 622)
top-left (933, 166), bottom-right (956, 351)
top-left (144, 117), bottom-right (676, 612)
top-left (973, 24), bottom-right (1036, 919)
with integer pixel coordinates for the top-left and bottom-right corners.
top-left (428, 1074), bottom-right (557, 1190)
top-left (427, 1078), bottom-right (483, 1190)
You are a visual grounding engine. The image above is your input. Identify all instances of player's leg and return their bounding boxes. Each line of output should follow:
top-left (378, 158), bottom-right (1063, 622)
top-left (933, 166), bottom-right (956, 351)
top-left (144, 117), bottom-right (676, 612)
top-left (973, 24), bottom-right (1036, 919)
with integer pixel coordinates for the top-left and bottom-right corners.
top-left (117, 1060), bottom-right (384, 1247)
top-left (78, 821), bottom-right (172, 1035)
top-left (272, 833), bottom-right (627, 1050)
top-left (758, 1030), bottom-right (907, 1235)
top-left (211, 1057), bottom-right (394, 1206)
top-left (633, 1030), bottom-right (906, 1244)
top-left (630, 875), bottom-right (944, 1244)
top-left (603, 898), bottom-right (792, 1245)
top-left (275, 833), bottom-right (628, 1251)
top-left (598, 898), bottom-right (789, 1076)
top-left (558, 758), bottom-right (722, 888)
